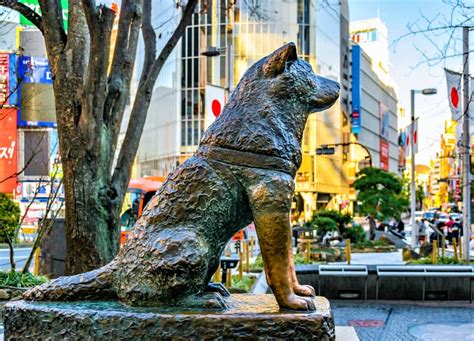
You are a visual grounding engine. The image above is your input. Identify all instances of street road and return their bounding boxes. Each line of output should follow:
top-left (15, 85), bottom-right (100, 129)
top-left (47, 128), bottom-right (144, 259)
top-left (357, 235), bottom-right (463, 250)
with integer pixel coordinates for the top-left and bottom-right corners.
top-left (0, 247), bottom-right (32, 271)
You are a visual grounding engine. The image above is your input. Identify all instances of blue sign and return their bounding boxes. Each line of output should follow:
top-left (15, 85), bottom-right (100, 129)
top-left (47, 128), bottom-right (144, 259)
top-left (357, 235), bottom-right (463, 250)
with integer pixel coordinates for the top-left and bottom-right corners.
top-left (8, 53), bottom-right (18, 105)
top-left (351, 45), bottom-right (361, 135)
top-left (17, 55), bottom-right (56, 127)
top-left (18, 56), bottom-right (53, 84)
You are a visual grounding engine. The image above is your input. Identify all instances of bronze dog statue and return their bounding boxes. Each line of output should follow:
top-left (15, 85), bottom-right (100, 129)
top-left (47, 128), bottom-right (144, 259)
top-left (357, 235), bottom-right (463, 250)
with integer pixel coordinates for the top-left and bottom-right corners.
top-left (24, 43), bottom-right (339, 311)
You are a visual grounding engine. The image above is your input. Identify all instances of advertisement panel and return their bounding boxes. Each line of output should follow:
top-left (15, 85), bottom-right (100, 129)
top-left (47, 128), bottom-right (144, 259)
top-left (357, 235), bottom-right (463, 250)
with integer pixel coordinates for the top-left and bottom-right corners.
top-left (379, 103), bottom-right (390, 171)
top-left (380, 140), bottom-right (389, 171)
top-left (17, 56), bottom-right (56, 127)
top-left (0, 53), bottom-right (20, 107)
top-left (19, 0), bottom-right (69, 30)
top-left (351, 45), bottom-right (361, 134)
top-left (0, 109), bottom-right (18, 193)
top-left (0, 53), bottom-right (9, 105)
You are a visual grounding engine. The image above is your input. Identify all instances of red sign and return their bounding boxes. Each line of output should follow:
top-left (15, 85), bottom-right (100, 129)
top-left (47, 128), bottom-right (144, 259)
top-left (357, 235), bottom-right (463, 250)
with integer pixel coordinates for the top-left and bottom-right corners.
top-left (0, 108), bottom-right (17, 193)
top-left (380, 139), bottom-right (389, 171)
top-left (0, 53), bottom-right (9, 105)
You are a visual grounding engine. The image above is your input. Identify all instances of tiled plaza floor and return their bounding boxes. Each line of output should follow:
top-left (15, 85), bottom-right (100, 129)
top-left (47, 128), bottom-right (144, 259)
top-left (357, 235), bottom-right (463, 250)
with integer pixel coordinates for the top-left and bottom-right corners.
top-left (332, 300), bottom-right (474, 340)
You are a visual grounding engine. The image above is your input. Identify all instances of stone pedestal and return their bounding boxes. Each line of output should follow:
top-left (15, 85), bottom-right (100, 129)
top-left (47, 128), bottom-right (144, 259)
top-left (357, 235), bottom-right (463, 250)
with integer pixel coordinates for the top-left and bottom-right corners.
top-left (4, 294), bottom-right (335, 340)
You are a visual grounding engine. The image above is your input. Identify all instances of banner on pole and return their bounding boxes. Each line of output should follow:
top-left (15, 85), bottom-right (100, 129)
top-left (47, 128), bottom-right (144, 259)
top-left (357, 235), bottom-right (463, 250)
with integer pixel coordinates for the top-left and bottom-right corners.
top-left (205, 85), bottom-right (226, 129)
top-left (445, 68), bottom-right (462, 122)
top-left (414, 118), bottom-right (419, 154)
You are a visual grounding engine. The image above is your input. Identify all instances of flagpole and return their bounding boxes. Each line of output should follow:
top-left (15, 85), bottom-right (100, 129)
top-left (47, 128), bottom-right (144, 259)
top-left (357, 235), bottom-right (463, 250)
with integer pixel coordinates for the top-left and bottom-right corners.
top-left (410, 90), bottom-right (417, 249)
top-left (462, 26), bottom-right (470, 263)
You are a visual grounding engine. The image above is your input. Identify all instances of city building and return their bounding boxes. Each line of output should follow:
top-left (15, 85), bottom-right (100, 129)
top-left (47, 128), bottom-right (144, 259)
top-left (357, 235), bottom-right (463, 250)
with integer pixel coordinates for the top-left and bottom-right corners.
top-left (426, 119), bottom-right (459, 208)
top-left (350, 17), bottom-right (396, 89)
top-left (0, 10), bottom-right (63, 226)
top-left (348, 43), bottom-right (399, 175)
top-left (132, 0), bottom-right (352, 219)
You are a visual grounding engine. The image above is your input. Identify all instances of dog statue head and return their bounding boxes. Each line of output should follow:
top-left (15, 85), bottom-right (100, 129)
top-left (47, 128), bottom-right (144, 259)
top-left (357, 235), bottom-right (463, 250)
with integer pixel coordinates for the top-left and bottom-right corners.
top-left (201, 43), bottom-right (340, 167)
top-left (228, 42), bottom-right (340, 115)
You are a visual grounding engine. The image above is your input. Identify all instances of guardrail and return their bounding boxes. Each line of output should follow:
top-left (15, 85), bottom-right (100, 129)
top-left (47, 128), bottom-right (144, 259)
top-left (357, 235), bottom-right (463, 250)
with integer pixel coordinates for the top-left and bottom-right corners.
top-left (318, 265), bottom-right (368, 300)
top-left (376, 265), bottom-right (474, 302)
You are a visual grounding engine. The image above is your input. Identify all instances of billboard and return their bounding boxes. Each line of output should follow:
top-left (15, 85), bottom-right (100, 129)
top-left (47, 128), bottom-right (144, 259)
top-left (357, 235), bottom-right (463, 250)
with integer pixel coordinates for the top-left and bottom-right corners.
top-left (0, 53), bottom-right (18, 106)
top-left (17, 56), bottom-right (56, 127)
top-left (351, 28), bottom-right (378, 43)
top-left (0, 109), bottom-right (18, 193)
top-left (19, 0), bottom-right (69, 30)
top-left (379, 103), bottom-right (390, 171)
top-left (351, 45), bottom-right (361, 134)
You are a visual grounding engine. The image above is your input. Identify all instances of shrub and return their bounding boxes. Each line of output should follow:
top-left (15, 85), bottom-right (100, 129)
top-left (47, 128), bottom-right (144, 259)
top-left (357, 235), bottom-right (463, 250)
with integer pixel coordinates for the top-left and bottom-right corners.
top-left (249, 255), bottom-right (264, 272)
top-left (314, 210), bottom-right (352, 234)
top-left (0, 194), bottom-right (20, 243)
top-left (353, 239), bottom-right (390, 248)
top-left (309, 217), bottom-right (337, 235)
top-left (230, 275), bottom-right (256, 292)
top-left (294, 252), bottom-right (310, 265)
top-left (344, 223), bottom-right (366, 244)
top-left (409, 256), bottom-right (463, 265)
top-left (0, 271), bottom-right (48, 288)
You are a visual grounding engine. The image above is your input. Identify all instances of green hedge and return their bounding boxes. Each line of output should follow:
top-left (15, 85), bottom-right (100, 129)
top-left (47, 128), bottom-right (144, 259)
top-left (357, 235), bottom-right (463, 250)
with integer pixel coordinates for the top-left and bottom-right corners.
top-left (0, 194), bottom-right (20, 243)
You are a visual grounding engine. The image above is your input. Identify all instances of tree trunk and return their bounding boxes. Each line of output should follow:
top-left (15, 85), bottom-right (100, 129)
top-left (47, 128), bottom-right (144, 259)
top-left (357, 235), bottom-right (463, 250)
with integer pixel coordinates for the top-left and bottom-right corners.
top-left (53, 68), bottom-right (119, 274)
top-left (62, 157), bottom-right (118, 273)
top-left (0, 0), bottom-right (199, 275)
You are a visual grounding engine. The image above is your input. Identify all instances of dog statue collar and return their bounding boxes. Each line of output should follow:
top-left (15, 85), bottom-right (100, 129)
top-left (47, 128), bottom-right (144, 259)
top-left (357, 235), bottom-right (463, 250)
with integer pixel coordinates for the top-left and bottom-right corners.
top-left (196, 145), bottom-right (297, 178)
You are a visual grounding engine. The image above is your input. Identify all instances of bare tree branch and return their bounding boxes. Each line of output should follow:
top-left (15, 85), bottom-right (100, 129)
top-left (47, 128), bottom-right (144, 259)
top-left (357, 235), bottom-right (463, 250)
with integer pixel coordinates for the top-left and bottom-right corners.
top-left (81, 0), bottom-right (98, 31)
top-left (80, 3), bottom-right (115, 152)
top-left (37, 0), bottom-right (67, 50)
top-left (112, 0), bottom-right (199, 197)
top-left (392, 0), bottom-right (473, 67)
top-left (0, 0), bottom-right (43, 32)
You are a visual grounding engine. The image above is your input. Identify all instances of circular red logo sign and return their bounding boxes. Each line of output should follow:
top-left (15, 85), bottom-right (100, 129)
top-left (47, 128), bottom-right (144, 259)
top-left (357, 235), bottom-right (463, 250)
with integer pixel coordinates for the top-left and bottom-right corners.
top-left (450, 87), bottom-right (459, 108)
top-left (211, 99), bottom-right (222, 118)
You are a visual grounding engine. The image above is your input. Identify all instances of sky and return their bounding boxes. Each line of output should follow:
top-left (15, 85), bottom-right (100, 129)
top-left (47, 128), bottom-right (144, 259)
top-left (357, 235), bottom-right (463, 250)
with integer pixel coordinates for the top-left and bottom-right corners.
top-left (349, 0), bottom-right (473, 165)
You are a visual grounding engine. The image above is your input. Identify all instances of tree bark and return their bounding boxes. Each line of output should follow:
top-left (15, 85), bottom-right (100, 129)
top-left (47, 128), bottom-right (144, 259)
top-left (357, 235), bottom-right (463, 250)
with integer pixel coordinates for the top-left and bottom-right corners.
top-left (0, 0), bottom-right (199, 274)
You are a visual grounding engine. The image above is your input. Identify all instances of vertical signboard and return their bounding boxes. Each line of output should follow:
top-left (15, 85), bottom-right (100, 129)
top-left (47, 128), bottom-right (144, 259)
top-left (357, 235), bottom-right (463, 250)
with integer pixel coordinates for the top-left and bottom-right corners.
top-left (379, 103), bottom-right (390, 171)
top-left (0, 54), bottom-right (9, 105)
top-left (17, 56), bottom-right (56, 127)
top-left (0, 109), bottom-right (18, 193)
top-left (351, 45), bottom-right (361, 134)
top-left (0, 53), bottom-right (19, 106)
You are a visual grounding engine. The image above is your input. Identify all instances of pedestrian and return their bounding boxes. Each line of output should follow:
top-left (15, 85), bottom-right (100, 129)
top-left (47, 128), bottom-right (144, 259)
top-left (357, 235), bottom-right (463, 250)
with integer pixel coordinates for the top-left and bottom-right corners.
top-left (368, 215), bottom-right (376, 241)
top-left (446, 216), bottom-right (455, 241)
top-left (397, 219), bottom-right (405, 233)
top-left (418, 218), bottom-right (427, 244)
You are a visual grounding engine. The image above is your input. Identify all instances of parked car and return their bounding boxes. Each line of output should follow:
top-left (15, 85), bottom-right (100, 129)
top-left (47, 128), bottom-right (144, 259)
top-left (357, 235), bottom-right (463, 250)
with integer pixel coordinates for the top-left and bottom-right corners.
top-left (437, 212), bottom-right (450, 225)
top-left (423, 211), bottom-right (437, 223)
top-left (442, 203), bottom-right (460, 213)
top-left (449, 213), bottom-right (462, 224)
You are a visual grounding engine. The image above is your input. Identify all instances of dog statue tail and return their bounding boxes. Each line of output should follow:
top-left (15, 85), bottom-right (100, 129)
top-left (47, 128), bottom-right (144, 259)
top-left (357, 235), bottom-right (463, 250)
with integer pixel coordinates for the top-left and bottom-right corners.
top-left (23, 263), bottom-right (117, 301)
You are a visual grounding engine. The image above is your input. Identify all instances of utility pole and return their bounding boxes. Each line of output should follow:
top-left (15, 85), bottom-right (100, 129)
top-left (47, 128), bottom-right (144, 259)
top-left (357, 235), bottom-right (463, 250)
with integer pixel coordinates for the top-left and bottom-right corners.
top-left (409, 88), bottom-right (437, 249)
top-left (462, 26), bottom-right (470, 263)
top-left (410, 90), bottom-right (417, 249)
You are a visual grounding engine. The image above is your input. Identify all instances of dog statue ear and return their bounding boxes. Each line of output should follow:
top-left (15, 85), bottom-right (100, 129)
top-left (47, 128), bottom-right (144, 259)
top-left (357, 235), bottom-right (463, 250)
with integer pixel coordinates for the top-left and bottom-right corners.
top-left (262, 43), bottom-right (298, 77)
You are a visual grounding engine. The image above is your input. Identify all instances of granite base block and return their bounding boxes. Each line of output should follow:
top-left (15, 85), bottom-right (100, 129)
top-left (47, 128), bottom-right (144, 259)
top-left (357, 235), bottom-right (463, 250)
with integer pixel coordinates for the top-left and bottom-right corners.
top-left (4, 294), bottom-right (335, 340)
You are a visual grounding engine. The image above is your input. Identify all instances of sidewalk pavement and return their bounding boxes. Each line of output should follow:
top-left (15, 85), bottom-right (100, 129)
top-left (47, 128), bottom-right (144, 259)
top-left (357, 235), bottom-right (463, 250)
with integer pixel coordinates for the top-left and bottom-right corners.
top-left (332, 300), bottom-right (474, 340)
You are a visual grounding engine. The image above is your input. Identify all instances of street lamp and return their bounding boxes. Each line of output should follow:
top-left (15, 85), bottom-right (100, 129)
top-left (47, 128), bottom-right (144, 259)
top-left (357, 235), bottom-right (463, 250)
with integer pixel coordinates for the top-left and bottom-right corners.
top-left (200, 44), bottom-right (234, 96)
top-left (410, 88), bottom-right (437, 249)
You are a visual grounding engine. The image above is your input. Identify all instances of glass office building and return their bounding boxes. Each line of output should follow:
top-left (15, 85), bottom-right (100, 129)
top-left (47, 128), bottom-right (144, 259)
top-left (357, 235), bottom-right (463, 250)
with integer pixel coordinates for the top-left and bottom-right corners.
top-left (135, 0), bottom-right (350, 215)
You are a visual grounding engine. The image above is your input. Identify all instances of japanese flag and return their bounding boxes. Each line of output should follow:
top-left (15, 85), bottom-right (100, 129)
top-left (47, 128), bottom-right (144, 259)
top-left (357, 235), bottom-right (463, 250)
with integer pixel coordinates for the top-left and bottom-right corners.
top-left (205, 85), bottom-right (226, 129)
top-left (405, 120), bottom-right (419, 156)
top-left (445, 68), bottom-right (462, 121)
top-left (405, 125), bottom-right (410, 157)
top-left (413, 119), bottom-right (419, 154)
